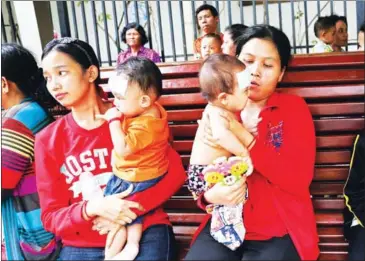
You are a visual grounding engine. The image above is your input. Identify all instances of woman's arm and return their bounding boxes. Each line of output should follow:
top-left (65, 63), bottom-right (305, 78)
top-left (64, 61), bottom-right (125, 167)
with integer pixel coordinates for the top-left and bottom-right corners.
top-left (35, 138), bottom-right (93, 237)
top-left (152, 50), bottom-right (161, 63)
top-left (1, 119), bottom-right (34, 201)
top-left (127, 146), bottom-right (186, 216)
top-left (232, 96), bottom-right (316, 195)
top-left (35, 137), bottom-right (143, 237)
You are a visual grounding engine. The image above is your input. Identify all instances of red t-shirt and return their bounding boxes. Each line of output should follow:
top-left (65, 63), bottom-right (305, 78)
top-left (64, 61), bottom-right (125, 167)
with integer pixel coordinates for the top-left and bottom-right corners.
top-left (35, 113), bottom-right (186, 247)
top-left (196, 92), bottom-right (319, 260)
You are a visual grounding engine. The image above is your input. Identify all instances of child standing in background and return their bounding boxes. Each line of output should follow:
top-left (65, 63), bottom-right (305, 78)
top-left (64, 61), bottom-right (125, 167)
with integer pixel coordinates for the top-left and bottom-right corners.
top-left (312, 16), bottom-right (336, 53)
top-left (96, 57), bottom-right (169, 260)
top-left (201, 33), bottom-right (223, 60)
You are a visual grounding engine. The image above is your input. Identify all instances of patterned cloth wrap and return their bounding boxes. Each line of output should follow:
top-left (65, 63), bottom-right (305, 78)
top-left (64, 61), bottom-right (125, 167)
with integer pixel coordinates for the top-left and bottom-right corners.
top-left (188, 156), bottom-right (253, 250)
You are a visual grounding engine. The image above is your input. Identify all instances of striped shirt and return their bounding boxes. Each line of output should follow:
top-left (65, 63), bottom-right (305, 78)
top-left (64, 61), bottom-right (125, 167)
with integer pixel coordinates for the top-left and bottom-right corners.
top-left (1, 98), bottom-right (60, 260)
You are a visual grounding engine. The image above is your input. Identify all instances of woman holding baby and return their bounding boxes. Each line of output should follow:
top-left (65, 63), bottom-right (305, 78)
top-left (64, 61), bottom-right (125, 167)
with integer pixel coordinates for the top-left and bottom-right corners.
top-left (35, 38), bottom-right (186, 260)
top-left (185, 25), bottom-right (319, 260)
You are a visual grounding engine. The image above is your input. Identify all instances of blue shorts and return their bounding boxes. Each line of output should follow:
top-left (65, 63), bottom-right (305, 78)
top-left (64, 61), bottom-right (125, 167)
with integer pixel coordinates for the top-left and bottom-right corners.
top-left (104, 174), bottom-right (165, 224)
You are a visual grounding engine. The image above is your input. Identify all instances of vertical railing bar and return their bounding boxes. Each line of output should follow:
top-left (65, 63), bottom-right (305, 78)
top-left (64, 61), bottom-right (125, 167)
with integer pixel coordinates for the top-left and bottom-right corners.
top-left (215, 1), bottom-right (220, 32)
top-left (330, 0), bottom-right (334, 14)
top-left (80, 1), bottom-right (89, 43)
top-left (144, 1), bottom-right (152, 49)
top-left (91, 1), bottom-right (101, 62)
top-left (167, 1), bottom-right (176, 61)
top-left (71, 1), bottom-right (79, 39)
top-left (101, 1), bottom-right (112, 66)
top-left (112, 1), bottom-right (120, 53)
top-left (317, 0), bottom-right (321, 18)
top-left (265, 0), bottom-right (270, 24)
top-left (123, 1), bottom-right (129, 25)
top-left (278, 1), bottom-right (283, 30)
top-left (179, 1), bottom-right (188, 61)
top-left (227, 0), bottom-right (232, 25)
top-left (134, 1), bottom-right (139, 24)
top-left (344, 0), bottom-right (348, 51)
top-left (191, 1), bottom-right (198, 40)
top-left (1, 12), bottom-right (8, 43)
top-left (343, 0), bottom-right (347, 17)
top-left (6, 2), bottom-right (17, 42)
top-left (252, 0), bottom-right (257, 25)
top-left (304, 0), bottom-right (310, 54)
top-left (56, 2), bottom-right (71, 37)
top-left (240, 0), bottom-right (244, 25)
top-left (156, 0), bottom-right (165, 62)
top-left (290, 0), bottom-right (297, 54)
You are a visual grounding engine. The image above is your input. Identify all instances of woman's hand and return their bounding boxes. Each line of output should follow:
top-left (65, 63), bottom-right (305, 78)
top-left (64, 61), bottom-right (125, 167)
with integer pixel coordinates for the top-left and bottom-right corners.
top-left (204, 176), bottom-right (248, 206)
top-left (92, 217), bottom-right (120, 235)
top-left (86, 185), bottom-right (144, 225)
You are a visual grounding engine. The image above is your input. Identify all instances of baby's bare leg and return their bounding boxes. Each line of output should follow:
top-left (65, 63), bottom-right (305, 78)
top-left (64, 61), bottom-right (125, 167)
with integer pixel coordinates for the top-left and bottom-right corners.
top-left (111, 223), bottom-right (142, 261)
top-left (104, 225), bottom-right (126, 260)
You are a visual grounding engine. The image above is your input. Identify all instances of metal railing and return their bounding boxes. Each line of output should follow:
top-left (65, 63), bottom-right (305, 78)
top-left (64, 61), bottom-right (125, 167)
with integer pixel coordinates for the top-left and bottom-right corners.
top-left (54, 0), bottom-right (362, 66)
top-left (1, 1), bottom-right (22, 45)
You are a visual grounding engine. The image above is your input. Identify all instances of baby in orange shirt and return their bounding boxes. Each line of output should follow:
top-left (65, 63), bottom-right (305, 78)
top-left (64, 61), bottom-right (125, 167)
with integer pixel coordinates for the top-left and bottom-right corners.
top-left (96, 57), bottom-right (169, 260)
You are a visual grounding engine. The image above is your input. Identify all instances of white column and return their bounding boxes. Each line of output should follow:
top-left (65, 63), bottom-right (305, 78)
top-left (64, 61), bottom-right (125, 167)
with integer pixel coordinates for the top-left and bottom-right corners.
top-left (12, 1), bottom-right (42, 62)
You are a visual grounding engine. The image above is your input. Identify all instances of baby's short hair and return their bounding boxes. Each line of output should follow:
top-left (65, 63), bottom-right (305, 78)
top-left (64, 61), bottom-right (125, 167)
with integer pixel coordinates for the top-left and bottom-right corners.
top-left (199, 54), bottom-right (245, 101)
top-left (202, 33), bottom-right (223, 46)
top-left (314, 16), bottom-right (335, 38)
top-left (116, 56), bottom-right (162, 98)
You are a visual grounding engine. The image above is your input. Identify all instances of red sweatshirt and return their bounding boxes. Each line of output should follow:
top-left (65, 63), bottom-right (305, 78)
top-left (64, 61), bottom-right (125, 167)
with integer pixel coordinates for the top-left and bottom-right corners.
top-left (35, 113), bottom-right (186, 247)
top-left (196, 92), bottom-right (319, 260)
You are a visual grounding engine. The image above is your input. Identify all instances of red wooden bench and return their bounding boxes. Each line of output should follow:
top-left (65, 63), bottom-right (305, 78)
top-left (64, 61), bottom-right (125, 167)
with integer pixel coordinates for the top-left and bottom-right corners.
top-left (51, 52), bottom-right (364, 261)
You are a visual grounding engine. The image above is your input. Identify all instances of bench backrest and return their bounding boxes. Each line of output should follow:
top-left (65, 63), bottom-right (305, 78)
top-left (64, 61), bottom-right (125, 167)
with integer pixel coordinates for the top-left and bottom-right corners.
top-left (52, 52), bottom-right (365, 261)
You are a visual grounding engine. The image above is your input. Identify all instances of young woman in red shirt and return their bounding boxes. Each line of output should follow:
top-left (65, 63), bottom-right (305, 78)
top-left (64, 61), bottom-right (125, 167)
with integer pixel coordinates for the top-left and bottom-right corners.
top-left (35, 38), bottom-right (186, 260)
top-left (185, 25), bottom-right (319, 261)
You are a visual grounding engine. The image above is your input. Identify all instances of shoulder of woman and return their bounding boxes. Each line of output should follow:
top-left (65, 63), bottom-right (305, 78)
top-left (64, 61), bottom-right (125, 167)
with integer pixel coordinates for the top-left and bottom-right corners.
top-left (35, 113), bottom-right (68, 144)
top-left (277, 92), bottom-right (308, 108)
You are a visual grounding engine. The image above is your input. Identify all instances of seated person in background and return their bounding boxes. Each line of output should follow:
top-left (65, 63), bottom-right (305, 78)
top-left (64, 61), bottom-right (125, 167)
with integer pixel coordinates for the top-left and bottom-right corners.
top-left (96, 57), bottom-right (169, 260)
top-left (343, 133), bottom-right (364, 261)
top-left (201, 33), bottom-right (223, 60)
top-left (312, 16), bottom-right (336, 53)
top-left (117, 23), bottom-right (161, 65)
top-left (222, 24), bottom-right (248, 56)
top-left (330, 14), bottom-right (348, 52)
top-left (194, 4), bottom-right (223, 59)
top-left (358, 22), bottom-right (364, 51)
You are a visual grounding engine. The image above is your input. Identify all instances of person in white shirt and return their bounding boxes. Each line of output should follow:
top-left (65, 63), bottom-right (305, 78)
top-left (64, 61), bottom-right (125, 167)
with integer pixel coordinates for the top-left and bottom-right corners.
top-left (357, 22), bottom-right (364, 51)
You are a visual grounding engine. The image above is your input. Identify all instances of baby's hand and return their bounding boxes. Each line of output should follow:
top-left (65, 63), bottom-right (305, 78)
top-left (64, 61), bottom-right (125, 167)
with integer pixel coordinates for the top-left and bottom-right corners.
top-left (95, 107), bottom-right (122, 122)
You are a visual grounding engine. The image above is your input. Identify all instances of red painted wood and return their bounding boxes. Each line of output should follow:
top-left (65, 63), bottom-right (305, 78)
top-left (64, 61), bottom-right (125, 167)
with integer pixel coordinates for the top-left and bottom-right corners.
top-left (313, 167), bottom-right (349, 181)
top-left (75, 53), bottom-right (365, 261)
top-left (281, 69), bottom-right (364, 84)
top-left (169, 119), bottom-right (363, 138)
top-left (172, 135), bottom-right (356, 152)
top-left (178, 151), bottom-right (351, 166)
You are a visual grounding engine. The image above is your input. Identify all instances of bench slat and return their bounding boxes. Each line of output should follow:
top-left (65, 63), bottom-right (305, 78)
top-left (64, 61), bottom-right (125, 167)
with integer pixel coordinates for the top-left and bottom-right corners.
top-left (164, 198), bottom-right (344, 211)
top-left (167, 212), bottom-right (344, 225)
top-left (174, 182), bottom-right (346, 197)
top-left (166, 103), bottom-right (364, 122)
top-left (172, 135), bottom-right (356, 152)
top-left (178, 151), bottom-right (351, 166)
top-left (172, 226), bottom-right (347, 238)
top-left (157, 84), bottom-right (364, 99)
top-left (170, 120), bottom-right (363, 138)
top-left (281, 69), bottom-right (364, 85)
